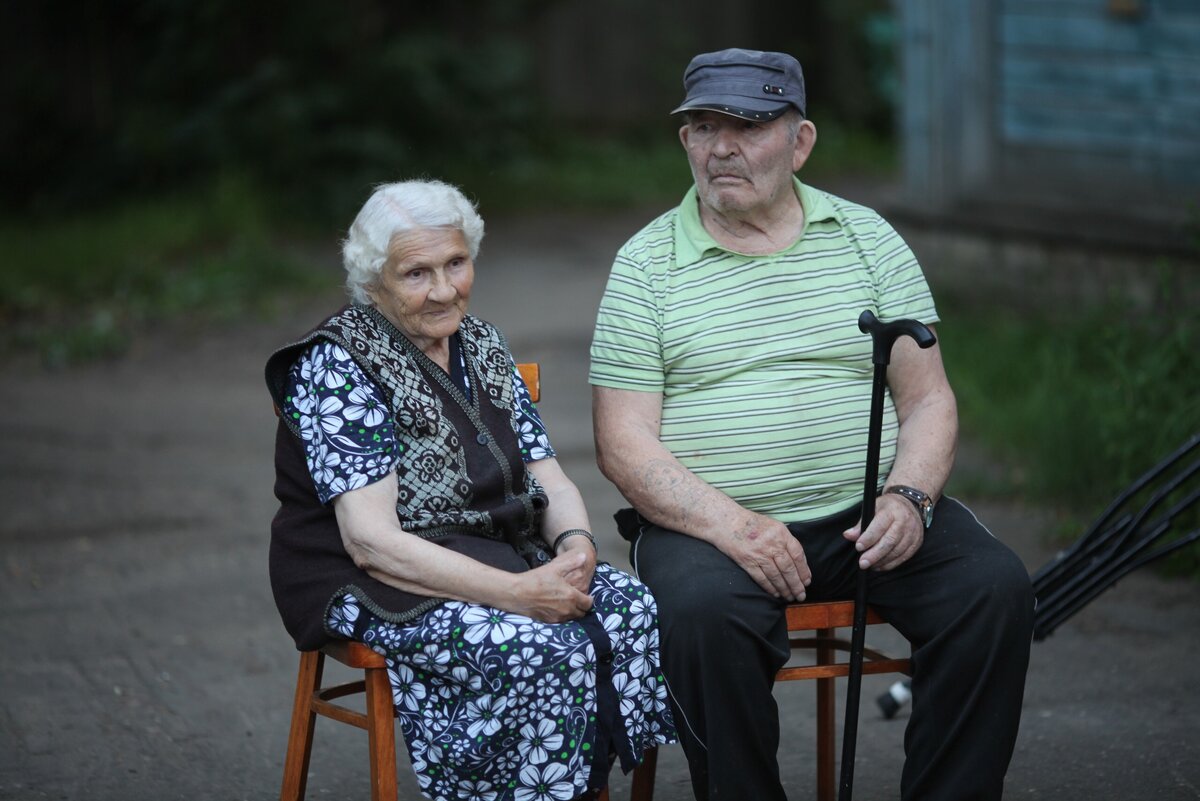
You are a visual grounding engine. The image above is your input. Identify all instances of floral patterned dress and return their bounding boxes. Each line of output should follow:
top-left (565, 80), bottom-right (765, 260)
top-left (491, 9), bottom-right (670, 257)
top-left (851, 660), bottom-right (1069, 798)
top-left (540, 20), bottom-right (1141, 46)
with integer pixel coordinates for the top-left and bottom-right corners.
top-left (284, 339), bottom-right (676, 801)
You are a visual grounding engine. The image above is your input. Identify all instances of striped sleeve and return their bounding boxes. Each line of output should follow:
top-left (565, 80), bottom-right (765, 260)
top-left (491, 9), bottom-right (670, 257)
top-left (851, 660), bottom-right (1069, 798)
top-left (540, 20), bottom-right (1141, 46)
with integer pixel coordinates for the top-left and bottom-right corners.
top-left (589, 245), bottom-right (666, 392)
top-left (870, 215), bottom-right (939, 324)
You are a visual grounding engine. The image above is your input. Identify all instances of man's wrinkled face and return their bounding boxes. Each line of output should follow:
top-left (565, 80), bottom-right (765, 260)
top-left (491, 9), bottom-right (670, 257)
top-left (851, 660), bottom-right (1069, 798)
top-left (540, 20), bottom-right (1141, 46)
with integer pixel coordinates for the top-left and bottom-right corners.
top-left (679, 111), bottom-right (804, 217)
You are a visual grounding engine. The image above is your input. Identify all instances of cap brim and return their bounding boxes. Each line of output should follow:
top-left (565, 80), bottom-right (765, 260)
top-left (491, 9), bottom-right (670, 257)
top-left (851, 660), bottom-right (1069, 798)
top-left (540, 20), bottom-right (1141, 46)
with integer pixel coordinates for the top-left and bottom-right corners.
top-left (671, 95), bottom-right (791, 121)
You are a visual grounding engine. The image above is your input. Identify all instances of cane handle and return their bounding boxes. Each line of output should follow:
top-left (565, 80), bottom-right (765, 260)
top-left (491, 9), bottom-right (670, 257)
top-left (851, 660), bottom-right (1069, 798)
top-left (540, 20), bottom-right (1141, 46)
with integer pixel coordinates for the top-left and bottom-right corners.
top-left (857, 310), bottom-right (937, 366)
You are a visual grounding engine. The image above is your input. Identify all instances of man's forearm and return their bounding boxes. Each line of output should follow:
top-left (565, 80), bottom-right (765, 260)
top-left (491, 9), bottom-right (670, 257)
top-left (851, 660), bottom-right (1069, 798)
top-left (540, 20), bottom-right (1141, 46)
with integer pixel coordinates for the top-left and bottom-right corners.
top-left (886, 386), bottom-right (958, 502)
top-left (593, 391), bottom-right (753, 543)
top-left (882, 334), bottom-right (959, 503)
top-left (608, 448), bottom-right (749, 543)
top-left (593, 385), bottom-right (812, 598)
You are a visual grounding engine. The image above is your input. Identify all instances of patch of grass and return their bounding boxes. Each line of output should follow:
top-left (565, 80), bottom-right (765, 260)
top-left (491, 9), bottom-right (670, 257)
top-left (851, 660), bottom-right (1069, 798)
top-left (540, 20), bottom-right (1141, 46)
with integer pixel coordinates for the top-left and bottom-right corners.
top-left (943, 303), bottom-right (1196, 506)
top-left (1, 127), bottom-right (898, 364)
top-left (939, 278), bottom-right (1199, 572)
top-left (800, 121), bottom-right (899, 182)
top-left (433, 135), bottom-right (692, 215)
top-left (0, 175), bottom-right (331, 365)
top-left (439, 125), bottom-right (897, 214)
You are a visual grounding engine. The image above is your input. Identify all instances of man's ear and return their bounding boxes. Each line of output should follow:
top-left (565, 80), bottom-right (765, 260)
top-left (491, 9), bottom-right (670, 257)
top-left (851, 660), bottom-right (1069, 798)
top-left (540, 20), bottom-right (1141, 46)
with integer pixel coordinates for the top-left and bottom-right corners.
top-left (793, 120), bottom-right (818, 172)
top-left (679, 124), bottom-right (691, 150)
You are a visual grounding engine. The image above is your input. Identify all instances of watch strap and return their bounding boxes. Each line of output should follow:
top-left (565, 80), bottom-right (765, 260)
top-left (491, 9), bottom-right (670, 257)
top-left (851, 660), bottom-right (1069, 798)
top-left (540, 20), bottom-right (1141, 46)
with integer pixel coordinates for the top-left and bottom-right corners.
top-left (885, 485), bottom-right (934, 528)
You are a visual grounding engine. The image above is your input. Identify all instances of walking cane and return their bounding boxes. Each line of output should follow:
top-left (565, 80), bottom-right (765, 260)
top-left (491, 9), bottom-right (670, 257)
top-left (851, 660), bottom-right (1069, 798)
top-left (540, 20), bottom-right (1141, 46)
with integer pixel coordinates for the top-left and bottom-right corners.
top-left (839, 310), bottom-right (937, 801)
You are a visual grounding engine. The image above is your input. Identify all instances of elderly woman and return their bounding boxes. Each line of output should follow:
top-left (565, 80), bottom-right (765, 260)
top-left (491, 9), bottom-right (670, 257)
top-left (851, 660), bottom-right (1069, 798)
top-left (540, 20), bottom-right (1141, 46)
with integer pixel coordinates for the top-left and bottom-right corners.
top-left (265, 179), bottom-right (675, 801)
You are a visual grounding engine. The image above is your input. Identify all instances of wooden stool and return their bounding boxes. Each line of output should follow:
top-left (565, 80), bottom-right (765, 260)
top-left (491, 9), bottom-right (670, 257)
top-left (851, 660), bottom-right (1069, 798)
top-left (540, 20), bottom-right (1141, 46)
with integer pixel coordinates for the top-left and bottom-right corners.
top-left (628, 599), bottom-right (911, 801)
top-left (279, 642), bottom-right (397, 801)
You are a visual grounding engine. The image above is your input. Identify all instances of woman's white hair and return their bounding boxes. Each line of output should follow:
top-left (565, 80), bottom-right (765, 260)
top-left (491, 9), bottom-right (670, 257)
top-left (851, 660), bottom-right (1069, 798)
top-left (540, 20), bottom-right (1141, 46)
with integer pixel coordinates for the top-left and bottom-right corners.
top-left (342, 179), bottom-right (485, 305)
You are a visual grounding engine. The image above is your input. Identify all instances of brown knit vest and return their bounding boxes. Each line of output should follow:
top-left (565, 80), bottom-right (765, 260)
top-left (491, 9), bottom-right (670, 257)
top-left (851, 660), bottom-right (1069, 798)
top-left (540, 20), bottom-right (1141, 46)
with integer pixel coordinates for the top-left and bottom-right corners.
top-left (264, 305), bottom-right (548, 650)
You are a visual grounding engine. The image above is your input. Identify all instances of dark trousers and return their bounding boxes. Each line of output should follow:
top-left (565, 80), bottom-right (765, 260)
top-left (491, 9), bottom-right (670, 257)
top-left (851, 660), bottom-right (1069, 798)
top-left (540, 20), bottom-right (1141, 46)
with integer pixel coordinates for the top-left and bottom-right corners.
top-left (628, 497), bottom-right (1034, 801)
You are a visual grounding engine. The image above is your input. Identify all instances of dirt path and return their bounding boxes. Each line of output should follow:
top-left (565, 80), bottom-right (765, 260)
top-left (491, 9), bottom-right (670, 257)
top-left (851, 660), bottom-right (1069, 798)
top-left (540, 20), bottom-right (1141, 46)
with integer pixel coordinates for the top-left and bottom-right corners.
top-left (1, 209), bottom-right (1197, 800)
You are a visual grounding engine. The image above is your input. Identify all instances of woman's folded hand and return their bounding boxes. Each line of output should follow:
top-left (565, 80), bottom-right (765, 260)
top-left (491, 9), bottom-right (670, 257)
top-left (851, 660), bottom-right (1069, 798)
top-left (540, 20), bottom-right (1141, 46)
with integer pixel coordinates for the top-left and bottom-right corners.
top-left (504, 550), bottom-right (595, 622)
top-left (555, 538), bottom-right (598, 593)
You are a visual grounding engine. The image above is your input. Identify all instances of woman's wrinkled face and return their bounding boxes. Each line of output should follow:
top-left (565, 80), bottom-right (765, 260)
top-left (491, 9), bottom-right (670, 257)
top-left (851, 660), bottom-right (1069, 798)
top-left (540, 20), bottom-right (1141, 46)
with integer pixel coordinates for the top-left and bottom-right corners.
top-left (369, 227), bottom-right (474, 351)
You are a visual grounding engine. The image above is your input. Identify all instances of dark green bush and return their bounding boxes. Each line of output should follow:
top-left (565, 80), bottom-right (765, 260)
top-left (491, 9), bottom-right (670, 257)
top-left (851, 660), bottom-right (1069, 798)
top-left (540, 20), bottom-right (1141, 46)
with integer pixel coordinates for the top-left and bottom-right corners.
top-left (940, 271), bottom-right (1199, 573)
top-left (0, 175), bottom-right (329, 364)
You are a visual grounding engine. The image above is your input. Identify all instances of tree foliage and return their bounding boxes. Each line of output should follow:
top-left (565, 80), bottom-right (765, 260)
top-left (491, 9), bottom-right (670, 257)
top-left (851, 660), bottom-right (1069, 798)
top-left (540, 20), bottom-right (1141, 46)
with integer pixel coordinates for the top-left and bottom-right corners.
top-left (7, 1), bottom-right (551, 216)
top-left (4, 1), bottom-right (894, 219)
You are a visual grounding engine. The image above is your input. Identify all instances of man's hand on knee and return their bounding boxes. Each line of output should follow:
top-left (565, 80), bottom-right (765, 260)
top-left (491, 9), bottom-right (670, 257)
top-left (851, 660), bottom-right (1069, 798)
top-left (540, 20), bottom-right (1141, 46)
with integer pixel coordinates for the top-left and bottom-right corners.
top-left (843, 494), bottom-right (924, 571)
top-left (722, 513), bottom-right (812, 601)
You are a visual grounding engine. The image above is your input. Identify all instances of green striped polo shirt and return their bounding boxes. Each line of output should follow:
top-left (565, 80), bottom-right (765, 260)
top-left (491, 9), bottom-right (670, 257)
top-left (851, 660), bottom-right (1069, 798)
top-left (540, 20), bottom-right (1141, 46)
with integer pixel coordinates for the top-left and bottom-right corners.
top-left (589, 179), bottom-right (938, 522)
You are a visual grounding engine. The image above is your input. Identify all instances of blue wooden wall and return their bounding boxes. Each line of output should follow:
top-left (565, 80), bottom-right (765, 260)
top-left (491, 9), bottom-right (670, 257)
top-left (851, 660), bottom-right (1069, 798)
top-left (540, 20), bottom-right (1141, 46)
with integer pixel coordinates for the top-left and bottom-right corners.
top-left (899, 0), bottom-right (1200, 247)
top-left (1000, 0), bottom-right (1200, 185)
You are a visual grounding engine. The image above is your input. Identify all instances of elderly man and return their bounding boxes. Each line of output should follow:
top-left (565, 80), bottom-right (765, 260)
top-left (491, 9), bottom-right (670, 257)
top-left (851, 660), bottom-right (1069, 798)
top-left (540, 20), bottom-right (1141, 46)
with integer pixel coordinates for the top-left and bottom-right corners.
top-left (590, 49), bottom-right (1033, 801)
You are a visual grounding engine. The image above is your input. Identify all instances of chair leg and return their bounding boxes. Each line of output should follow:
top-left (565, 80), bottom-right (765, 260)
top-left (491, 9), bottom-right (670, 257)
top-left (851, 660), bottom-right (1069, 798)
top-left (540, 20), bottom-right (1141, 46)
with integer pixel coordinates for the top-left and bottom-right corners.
top-left (364, 662), bottom-right (399, 801)
top-left (281, 651), bottom-right (323, 801)
top-left (629, 745), bottom-right (658, 801)
top-left (815, 628), bottom-right (836, 801)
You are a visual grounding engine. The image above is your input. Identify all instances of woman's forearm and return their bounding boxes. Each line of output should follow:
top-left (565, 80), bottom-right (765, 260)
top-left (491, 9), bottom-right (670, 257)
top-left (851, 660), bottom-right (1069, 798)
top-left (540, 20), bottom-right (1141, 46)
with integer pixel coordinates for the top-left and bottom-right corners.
top-left (526, 457), bottom-right (592, 547)
top-left (332, 477), bottom-right (519, 606)
top-left (345, 519), bottom-right (518, 605)
top-left (333, 474), bottom-right (593, 621)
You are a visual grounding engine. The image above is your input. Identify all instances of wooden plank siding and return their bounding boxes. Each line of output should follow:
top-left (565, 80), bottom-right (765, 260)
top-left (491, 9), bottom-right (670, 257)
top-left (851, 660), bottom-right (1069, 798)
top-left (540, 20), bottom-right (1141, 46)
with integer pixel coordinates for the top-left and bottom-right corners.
top-left (998, 2), bottom-right (1200, 188)
top-left (898, 0), bottom-right (1200, 249)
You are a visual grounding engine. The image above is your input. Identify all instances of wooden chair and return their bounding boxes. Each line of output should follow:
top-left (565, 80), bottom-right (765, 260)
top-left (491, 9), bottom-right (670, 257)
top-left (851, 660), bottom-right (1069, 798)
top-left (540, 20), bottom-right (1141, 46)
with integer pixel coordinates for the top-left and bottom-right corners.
top-left (280, 641), bottom-right (397, 801)
top-left (278, 363), bottom-right (614, 801)
top-left (627, 599), bottom-right (912, 801)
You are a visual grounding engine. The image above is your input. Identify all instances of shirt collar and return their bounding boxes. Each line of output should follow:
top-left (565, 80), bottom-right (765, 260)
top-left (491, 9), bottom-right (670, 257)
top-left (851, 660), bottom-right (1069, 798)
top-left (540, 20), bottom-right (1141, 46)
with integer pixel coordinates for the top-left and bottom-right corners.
top-left (674, 177), bottom-right (838, 266)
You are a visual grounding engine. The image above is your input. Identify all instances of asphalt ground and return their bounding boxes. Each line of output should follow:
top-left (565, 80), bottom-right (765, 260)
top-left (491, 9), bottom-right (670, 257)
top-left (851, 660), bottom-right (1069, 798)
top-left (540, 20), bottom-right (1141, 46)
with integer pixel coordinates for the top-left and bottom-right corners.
top-left (2, 203), bottom-right (1197, 800)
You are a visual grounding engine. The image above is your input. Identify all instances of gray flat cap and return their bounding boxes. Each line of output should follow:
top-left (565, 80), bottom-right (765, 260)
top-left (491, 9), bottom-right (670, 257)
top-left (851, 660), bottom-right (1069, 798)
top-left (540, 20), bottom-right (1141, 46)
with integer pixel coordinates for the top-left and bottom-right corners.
top-left (671, 48), bottom-right (806, 121)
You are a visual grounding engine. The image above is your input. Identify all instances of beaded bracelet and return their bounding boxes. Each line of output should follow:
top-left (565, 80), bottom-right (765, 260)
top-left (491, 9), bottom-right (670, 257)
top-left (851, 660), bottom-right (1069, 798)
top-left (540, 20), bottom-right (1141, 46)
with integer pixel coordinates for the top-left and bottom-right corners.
top-left (552, 528), bottom-right (597, 554)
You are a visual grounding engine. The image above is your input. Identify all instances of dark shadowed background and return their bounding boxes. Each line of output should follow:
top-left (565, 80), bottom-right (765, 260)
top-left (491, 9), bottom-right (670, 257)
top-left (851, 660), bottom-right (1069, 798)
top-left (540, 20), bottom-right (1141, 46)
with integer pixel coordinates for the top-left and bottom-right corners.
top-left (1, 1), bottom-right (1198, 799)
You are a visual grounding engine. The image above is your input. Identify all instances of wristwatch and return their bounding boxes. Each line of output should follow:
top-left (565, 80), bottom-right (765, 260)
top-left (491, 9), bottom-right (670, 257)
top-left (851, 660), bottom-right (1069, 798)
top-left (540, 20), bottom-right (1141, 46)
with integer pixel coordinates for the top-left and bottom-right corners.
top-left (885, 485), bottom-right (934, 529)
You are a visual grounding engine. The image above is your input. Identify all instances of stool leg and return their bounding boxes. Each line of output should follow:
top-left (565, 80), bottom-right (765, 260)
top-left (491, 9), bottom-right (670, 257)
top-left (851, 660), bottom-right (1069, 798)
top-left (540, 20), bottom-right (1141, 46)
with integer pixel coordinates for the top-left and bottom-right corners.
top-left (364, 663), bottom-right (398, 801)
top-left (815, 629), bottom-right (836, 801)
top-left (629, 745), bottom-right (658, 801)
top-left (281, 651), bottom-right (323, 801)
